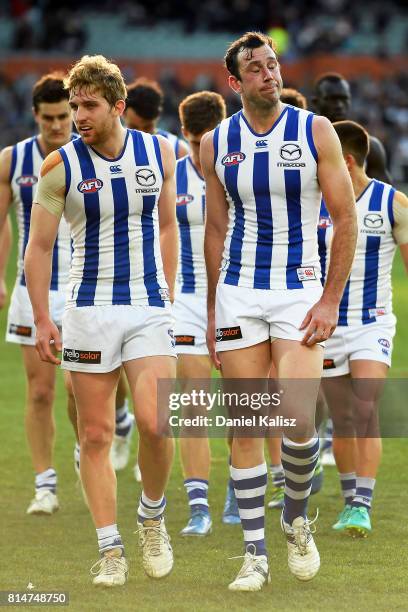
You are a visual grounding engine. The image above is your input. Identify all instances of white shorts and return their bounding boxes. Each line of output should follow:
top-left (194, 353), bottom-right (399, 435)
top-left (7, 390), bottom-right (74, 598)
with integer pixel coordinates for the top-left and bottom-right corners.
top-left (215, 283), bottom-right (323, 352)
top-left (173, 292), bottom-right (208, 355)
top-left (6, 283), bottom-right (66, 346)
top-left (322, 316), bottom-right (396, 377)
top-left (61, 304), bottom-right (177, 373)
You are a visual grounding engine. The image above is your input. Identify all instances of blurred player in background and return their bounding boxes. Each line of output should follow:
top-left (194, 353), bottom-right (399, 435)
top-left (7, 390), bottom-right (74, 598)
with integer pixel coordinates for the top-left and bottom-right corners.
top-left (202, 31), bottom-right (357, 591)
top-left (24, 55), bottom-right (177, 587)
top-left (0, 219), bottom-right (12, 308)
top-left (0, 74), bottom-right (77, 516)
top-left (174, 90), bottom-right (226, 536)
top-left (320, 120), bottom-right (408, 536)
top-left (125, 78), bottom-right (189, 159)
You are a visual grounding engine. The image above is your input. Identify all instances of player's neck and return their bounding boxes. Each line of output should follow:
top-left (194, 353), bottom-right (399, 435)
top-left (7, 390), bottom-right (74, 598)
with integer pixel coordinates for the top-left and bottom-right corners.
top-left (351, 168), bottom-right (371, 198)
top-left (36, 134), bottom-right (70, 157)
top-left (242, 100), bottom-right (283, 134)
top-left (90, 123), bottom-right (128, 159)
top-left (190, 153), bottom-right (202, 176)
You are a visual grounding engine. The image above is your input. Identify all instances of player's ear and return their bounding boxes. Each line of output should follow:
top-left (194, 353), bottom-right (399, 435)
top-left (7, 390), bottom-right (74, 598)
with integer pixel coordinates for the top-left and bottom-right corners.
top-left (228, 75), bottom-right (242, 95)
top-left (114, 99), bottom-right (126, 116)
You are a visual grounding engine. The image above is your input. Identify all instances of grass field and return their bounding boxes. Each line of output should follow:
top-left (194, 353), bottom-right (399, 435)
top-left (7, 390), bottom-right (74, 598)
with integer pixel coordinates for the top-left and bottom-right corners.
top-left (0, 237), bottom-right (407, 611)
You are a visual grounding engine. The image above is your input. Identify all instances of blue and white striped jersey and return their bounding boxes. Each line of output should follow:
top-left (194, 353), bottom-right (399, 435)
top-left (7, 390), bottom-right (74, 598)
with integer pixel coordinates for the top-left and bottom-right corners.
top-left (320, 180), bottom-right (397, 326)
top-left (175, 156), bottom-right (206, 295)
top-left (157, 128), bottom-right (187, 159)
top-left (317, 199), bottom-right (331, 285)
top-left (214, 105), bottom-right (322, 290)
top-left (10, 135), bottom-right (72, 290)
top-left (59, 129), bottom-right (169, 308)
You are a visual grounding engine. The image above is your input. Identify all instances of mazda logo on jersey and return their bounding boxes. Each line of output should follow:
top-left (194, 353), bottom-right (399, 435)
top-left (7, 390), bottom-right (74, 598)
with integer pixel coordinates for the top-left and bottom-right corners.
top-left (364, 213), bottom-right (383, 229)
top-left (176, 194), bottom-right (194, 206)
top-left (221, 152), bottom-right (246, 166)
top-left (16, 175), bottom-right (38, 186)
top-left (280, 143), bottom-right (302, 161)
top-left (77, 178), bottom-right (103, 193)
top-left (135, 168), bottom-right (156, 186)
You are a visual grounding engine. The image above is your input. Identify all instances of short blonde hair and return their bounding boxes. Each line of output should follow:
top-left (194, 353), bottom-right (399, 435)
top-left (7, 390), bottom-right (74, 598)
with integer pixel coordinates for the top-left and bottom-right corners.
top-left (65, 55), bottom-right (126, 106)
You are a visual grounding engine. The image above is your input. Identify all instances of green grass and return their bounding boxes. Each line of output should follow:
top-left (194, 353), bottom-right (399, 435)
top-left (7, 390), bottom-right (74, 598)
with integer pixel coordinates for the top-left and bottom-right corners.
top-left (0, 237), bottom-right (407, 611)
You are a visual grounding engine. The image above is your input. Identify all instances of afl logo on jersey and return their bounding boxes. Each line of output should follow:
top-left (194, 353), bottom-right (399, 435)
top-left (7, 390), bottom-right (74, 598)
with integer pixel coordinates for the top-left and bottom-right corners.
top-left (176, 194), bottom-right (194, 206)
top-left (16, 175), bottom-right (38, 187)
top-left (221, 152), bottom-right (246, 166)
top-left (318, 216), bottom-right (332, 229)
top-left (280, 143), bottom-right (302, 161)
top-left (77, 178), bottom-right (103, 193)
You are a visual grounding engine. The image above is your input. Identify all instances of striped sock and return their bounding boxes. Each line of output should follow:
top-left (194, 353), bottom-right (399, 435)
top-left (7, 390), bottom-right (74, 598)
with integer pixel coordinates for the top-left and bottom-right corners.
top-left (281, 435), bottom-right (319, 525)
top-left (35, 468), bottom-right (57, 494)
top-left (270, 464), bottom-right (285, 487)
top-left (321, 418), bottom-right (333, 453)
top-left (115, 399), bottom-right (133, 437)
top-left (138, 492), bottom-right (166, 523)
top-left (339, 472), bottom-right (356, 506)
top-left (96, 523), bottom-right (124, 555)
top-left (230, 463), bottom-right (267, 557)
top-left (74, 443), bottom-right (80, 472)
top-left (352, 477), bottom-right (375, 511)
top-left (184, 478), bottom-right (209, 514)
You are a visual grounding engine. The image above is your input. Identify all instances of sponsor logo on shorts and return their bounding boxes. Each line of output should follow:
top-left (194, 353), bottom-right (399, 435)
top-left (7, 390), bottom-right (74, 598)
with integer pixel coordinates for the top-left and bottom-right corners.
top-left (8, 324), bottom-right (32, 337)
top-left (382, 348), bottom-right (389, 356)
top-left (63, 349), bottom-right (101, 364)
top-left (221, 152), bottom-right (246, 166)
top-left (296, 267), bottom-right (317, 281)
top-left (378, 338), bottom-right (390, 348)
top-left (323, 358), bottom-right (336, 369)
top-left (369, 307), bottom-right (386, 318)
top-left (159, 288), bottom-right (170, 301)
top-left (175, 335), bottom-right (195, 346)
top-left (16, 175), bottom-right (38, 187)
top-left (168, 328), bottom-right (175, 348)
top-left (277, 143), bottom-right (305, 167)
top-left (77, 178), bottom-right (103, 193)
top-left (176, 194), bottom-right (194, 206)
top-left (216, 326), bottom-right (242, 342)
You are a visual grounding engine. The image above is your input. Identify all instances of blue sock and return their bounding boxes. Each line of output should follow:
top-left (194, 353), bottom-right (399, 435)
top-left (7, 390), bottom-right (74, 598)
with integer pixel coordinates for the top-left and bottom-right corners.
top-left (35, 468), bottom-right (57, 494)
top-left (352, 477), bottom-right (375, 511)
top-left (115, 399), bottom-right (133, 437)
top-left (230, 463), bottom-right (267, 557)
top-left (339, 472), bottom-right (356, 506)
top-left (321, 419), bottom-right (333, 452)
top-left (270, 464), bottom-right (285, 487)
top-left (138, 492), bottom-right (166, 523)
top-left (184, 478), bottom-right (209, 514)
top-left (282, 435), bottom-right (319, 525)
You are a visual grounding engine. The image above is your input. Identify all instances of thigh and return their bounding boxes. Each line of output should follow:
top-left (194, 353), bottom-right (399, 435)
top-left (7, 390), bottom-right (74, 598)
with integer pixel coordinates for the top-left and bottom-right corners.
top-left (21, 345), bottom-right (56, 388)
top-left (322, 374), bottom-right (354, 434)
top-left (177, 354), bottom-right (212, 380)
top-left (70, 369), bottom-right (120, 427)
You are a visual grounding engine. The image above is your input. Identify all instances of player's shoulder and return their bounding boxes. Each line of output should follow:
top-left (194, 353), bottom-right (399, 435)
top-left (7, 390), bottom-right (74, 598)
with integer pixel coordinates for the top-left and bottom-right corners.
top-left (394, 189), bottom-right (408, 208)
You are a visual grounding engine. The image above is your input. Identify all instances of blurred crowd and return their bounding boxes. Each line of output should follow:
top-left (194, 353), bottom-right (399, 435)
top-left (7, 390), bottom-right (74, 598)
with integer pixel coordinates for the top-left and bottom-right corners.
top-left (0, 67), bottom-right (407, 183)
top-left (6, 0), bottom-right (408, 57)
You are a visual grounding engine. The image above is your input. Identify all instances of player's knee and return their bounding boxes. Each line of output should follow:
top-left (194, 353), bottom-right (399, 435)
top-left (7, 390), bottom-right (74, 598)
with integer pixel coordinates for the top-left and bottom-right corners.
top-left (137, 414), bottom-right (167, 441)
top-left (28, 384), bottom-right (55, 410)
top-left (81, 422), bottom-right (114, 450)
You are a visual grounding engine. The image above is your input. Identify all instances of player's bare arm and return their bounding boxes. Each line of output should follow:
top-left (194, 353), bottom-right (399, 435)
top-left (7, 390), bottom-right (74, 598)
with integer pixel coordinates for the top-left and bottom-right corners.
top-left (24, 150), bottom-right (65, 365)
top-left (367, 136), bottom-right (392, 184)
top-left (301, 116), bottom-right (357, 345)
top-left (157, 135), bottom-right (178, 301)
top-left (0, 147), bottom-right (13, 308)
top-left (201, 130), bottom-right (229, 368)
top-left (0, 217), bottom-right (12, 309)
top-left (392, 189), bottom-right (408, 274)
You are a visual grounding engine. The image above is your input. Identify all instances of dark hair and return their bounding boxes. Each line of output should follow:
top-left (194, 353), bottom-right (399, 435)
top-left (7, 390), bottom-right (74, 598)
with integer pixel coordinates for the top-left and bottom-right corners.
top-left (179, 91), bottom-right (226, 135)
top-left (126, 77), bottom-right (164, 120)
top-left (280, 87), bottom-right (307, 109)
top-left (333, 120), bottom-right (369, 167)
top-left (224, 31), bottom-right (277, 80)
top-left (314, 72), bottom-right (347, 94)
top-left (32, 73), bottom-right (69, 111)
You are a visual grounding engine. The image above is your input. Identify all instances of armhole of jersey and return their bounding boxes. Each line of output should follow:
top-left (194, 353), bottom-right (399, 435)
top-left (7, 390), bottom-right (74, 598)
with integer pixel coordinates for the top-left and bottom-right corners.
top-left (58, 148), bottom-right (70, 198)
top-left (153, 135), bottom-right (164, 179)
top-left (9, 145), bottom-right (17, 183)
top-left (306, 114), bottom-right (318, 163)
top-left (388, 187), bottom-right (396, 227)
top-left (175, 138), bottom-right (180, 159)
top-left (213, 126), bottom-right (220, 167)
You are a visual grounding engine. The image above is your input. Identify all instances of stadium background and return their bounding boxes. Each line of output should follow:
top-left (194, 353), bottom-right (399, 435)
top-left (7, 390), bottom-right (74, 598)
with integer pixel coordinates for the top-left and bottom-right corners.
top-left (0, 1), bottom-right (407, 610)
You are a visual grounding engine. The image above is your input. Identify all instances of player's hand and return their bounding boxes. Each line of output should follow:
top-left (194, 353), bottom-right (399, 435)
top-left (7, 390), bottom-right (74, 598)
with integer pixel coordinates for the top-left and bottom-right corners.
top-left (206, 312), bottom-right (221, 370)
top-left (0, 278), bottom-right (7, 309)
top-left (35, 317), bottom-right (62, 365)
top-left (300, 298), bottom-right (338, 346)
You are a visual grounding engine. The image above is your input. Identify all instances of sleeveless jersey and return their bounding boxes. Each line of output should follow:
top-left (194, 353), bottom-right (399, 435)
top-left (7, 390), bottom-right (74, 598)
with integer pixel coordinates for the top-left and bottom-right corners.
top-left (175, 156), bottom-right (206, 295)
top-left (59, 129), bottom-right (168, 308)
top-left (214, 105), bottom-right (322, 290)
top-left (157, 128), bottom-right (186, 159)
top-left (10, 135), bottom-right (72, 290)
top-left (320, 180), bottom-right (397, 326)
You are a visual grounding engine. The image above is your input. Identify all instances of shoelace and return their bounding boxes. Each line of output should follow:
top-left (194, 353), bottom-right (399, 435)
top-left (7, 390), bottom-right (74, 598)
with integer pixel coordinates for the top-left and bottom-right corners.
top-left (136, 523), bottom-right (170, 557)
top-left (229, 544), bottom-right (265, 579)
top-left (90, 555), bottom-right (125, 577)
top-left (292, 510), bottom-right (319, 556)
